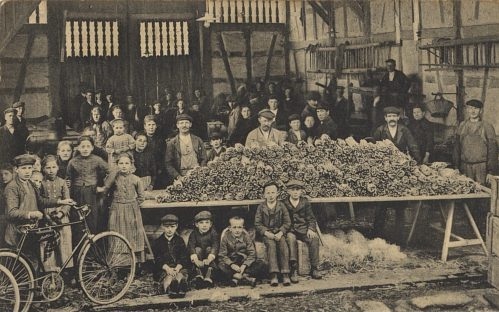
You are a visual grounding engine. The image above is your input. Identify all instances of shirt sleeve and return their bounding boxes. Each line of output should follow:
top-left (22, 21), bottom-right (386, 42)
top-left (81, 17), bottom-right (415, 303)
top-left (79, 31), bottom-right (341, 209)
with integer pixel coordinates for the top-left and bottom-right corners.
top-left (135, 176), bottom-right (145, 205)
top-left (218, 236), bottom-right (232, 266)
top-left (279, 203), bottom-right (292, 234)
top-left (5, 184), bottom-right (30, 222)
top-left (210, 229), bottom-right (220, 256)
top-left (243, 235), bottom-right (256, 267)
top-left (254, 204), bottom-right (269, 236)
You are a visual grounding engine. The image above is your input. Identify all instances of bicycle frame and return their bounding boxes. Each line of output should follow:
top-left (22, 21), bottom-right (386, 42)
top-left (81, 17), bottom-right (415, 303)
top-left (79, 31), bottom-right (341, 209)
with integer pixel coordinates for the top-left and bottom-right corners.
top-left (10, 206), bottom-right (94, 281)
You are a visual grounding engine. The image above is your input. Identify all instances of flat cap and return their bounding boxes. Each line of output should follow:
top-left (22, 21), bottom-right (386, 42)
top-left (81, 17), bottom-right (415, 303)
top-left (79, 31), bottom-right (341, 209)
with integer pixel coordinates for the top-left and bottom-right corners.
top-left (194, 210), bottom-right (212, 222)
top-left (13, 154), bottom-right (36, 167)
top-left (161, 214), bottom-right (179, 225)
top-left (210, 132), bottom-right (222, 140)
top-left (385, 58), bottom-right (396, 64)
top-left (286, 179), bottom-right (305, 189)
top-left (110, 118), bottom-right (125, 126)
top-left (258, 109), bottom-right (275, 119)
top-left (466, 99), bottom-right (483, 109)
top-left (12, 101), bottom-right (25, 109)
top-left (288, 114), bottom-right (300, 122)
top-left (316, 101), bottom-right (330, 111)
top-left (305, 91), bottom-right (321, 101)
top-left (176, 114), bottom-right (193, 122)
top-left (383, 106), bottom-right (401, 115)
top-left (3, 107), bottom-right (16, 115)
top-left (143, 115), bottom-right (156, 123)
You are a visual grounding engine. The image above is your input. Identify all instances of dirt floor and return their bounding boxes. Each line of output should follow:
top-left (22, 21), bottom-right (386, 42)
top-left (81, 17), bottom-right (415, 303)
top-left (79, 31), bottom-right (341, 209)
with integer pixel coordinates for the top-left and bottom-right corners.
top-left (37, 203), bottom-right (494, 312)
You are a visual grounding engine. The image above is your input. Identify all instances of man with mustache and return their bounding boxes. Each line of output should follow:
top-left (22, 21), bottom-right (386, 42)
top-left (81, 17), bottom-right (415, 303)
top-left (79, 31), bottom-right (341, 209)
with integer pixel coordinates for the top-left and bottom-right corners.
top-left (245, 109), bottom-right (287, 148)
top-left (165, 114), bottom-right (207, 183)
top-left (373, 106), bottom-right (421, 163)
top-left (372, 106), bottom-right (421, 244)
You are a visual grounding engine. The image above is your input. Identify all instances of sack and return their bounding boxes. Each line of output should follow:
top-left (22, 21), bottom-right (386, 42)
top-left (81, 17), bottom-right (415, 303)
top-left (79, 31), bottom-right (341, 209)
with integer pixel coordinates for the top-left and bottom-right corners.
top-left (426, 94), bottom-right (454, 118)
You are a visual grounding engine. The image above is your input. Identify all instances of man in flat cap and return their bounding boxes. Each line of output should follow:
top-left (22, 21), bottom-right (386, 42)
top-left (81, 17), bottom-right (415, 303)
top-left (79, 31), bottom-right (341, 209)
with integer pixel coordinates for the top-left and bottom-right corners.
top-left (0, 108), bottom-right (19, 165)
top-left (301, 91), bottom-right (321, 122)
top-left (12, 101), bottom-right (29, 156)
top-left (316, 101), bottom-right (338, 140)
top-left (267, 95), bottom-right (288, 131)
top-left (379, 59), bottom-right (410, 112)
top-left (245, 109), bottom-right (287, 148)
top-left (165, 114), bottom-right (207, 183)
top-left (372, 106), bottom-right (421, 243)
top-left (453, 99), bottom-right (498, 185)
top-left (453, 100), bottom-right (497, 234)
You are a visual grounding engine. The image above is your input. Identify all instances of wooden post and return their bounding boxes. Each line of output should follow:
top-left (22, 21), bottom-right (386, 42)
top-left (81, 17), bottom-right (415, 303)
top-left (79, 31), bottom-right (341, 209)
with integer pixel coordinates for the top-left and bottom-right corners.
top-left (441, 200), bottom-right (455, 262)
top-left (263, 33), bottom-right (278, 84)
top-left (284, 0), bottom-right (290, 76)
top-left (453, 0), bottom-right (465, 119)
top-left (244, 28), bottom-right (252, 84)
top-left (13, 31), bottom-right (35, 102)
top-left (216, 32), bottom-right (236, 94)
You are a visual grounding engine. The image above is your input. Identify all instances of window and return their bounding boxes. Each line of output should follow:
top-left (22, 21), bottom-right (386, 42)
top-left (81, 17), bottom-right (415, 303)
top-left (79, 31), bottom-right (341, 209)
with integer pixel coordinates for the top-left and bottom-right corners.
top-left (139, 21), bottom-right (189, 57)
top-left (65, 19), bottom-right (119, 58)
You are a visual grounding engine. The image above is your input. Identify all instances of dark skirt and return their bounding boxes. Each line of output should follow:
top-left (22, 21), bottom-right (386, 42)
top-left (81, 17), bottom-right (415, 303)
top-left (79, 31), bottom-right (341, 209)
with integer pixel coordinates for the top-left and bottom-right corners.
top-left (71, 185), bottom-right (107, 234)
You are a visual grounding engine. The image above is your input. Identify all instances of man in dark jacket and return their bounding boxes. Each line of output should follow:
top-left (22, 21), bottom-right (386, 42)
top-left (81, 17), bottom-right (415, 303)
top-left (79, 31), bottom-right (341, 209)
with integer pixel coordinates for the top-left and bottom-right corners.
top-left (316, 101), bottom-right (338, 140)
top-left (0, 108), bottom-right (19, 165)
top-left (379, 59), bottom-right (410, 111)
top-left (301, 91), bottom-right (320, 122)
top-left (165, 114), bottom-right (207, 183)
top-left (267, 95), bottom-right (288, 131)
top-left (373, 106), bottom-right (421, 163)
top-left (408, 105), bottom-right (434, 164)
top-left (79, 89), bottom-right (94, 131)
top-left (332, 86), bottom-right (354, 139)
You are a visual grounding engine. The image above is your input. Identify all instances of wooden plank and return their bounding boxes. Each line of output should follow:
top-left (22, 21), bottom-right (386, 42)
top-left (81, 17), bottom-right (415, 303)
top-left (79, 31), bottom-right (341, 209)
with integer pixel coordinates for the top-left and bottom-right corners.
top-left (142, 190), bottom-right (491, 209)
top-left (216, 31), bottom-right (236, 94)
top-left (441, 201), bottom-right (455, 262)
top-left (420, 35), bottom-right (499, 49)
top-left (13, 32), bottom-right (35, 102)
top-left (244, 28), bottom-right (252, 83)
top-left (307, 1), bottom-right (330, 26)
top-left (263, 32), bottom-right (278, 84)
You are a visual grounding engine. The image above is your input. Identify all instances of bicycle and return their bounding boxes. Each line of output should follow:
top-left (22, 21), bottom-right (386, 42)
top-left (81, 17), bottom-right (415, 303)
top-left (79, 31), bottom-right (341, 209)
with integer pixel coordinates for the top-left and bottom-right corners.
top-left (0, 263), bottom-right (20, 312)
top-left (0, 205), bottom-right (135, 312)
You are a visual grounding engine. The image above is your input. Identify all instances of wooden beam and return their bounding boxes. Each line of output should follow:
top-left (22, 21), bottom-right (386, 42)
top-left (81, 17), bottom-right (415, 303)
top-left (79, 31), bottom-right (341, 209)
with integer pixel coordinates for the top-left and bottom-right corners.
top-left (264, 33), bottom-right (278, 85)
top-left (13, 32), bottom-right (35, 102)
top-left (216, 32), bottom-right (236, 94)
top-left (307, 1), bottom-right (330, 26)
top-left (244, 28), bottom-right (252, 84)
top-left (284, 0), bottom-right (291, 76)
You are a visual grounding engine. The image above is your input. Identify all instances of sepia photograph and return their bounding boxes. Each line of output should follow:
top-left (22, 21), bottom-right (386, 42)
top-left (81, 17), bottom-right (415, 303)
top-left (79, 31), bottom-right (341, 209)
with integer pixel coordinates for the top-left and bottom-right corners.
top-left (0, 0), bottom-right (499, 311)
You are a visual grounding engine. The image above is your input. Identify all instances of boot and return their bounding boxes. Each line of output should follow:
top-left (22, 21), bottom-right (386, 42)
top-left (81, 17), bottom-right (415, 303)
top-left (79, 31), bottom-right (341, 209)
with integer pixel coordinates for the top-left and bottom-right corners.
top-left (289, 262), bottom-right (299, 284)
top-left (310, 267), bottom-right (322, 280)
top-left (242, 274), bottom-right (257, 287)
top-left (282, 273), bottom-right (291, 286)
top-left (192, 267), bottom-right (204, 289)
top-left (203, 267), bottom-right (214, 288)
top-left (168, 279), bottom-right (179, 298)
top-left (178, 278), bottom-right (188, 297)
top-left (270, 273), bottom-right (278, 287)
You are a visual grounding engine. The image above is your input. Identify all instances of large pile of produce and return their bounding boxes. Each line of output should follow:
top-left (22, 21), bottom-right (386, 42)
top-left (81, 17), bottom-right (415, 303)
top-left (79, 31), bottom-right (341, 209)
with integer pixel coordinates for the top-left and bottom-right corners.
top-left (320, 230), bottom-right (407, 273)
top-left (157, 137), bottom-right (481, 202)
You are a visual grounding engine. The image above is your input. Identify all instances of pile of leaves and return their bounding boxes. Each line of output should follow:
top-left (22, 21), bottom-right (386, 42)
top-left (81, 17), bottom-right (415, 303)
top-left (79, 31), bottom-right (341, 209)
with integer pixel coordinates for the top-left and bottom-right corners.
top-left (157, 137), bottom-right (481, 202)
top-left (320, 230), bottom-right (407, 273)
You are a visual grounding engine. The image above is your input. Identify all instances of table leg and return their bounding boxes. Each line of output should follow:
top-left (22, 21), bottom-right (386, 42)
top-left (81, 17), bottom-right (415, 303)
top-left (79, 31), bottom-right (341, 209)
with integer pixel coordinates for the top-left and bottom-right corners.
top-left (348, 202), bottom-right (355, 221)
top-left (441, 200), bottom-right (455, 262)
top-left (463, 202), bottom-right (488, 256)
top-left (406, 201), bottom-right (422, 245)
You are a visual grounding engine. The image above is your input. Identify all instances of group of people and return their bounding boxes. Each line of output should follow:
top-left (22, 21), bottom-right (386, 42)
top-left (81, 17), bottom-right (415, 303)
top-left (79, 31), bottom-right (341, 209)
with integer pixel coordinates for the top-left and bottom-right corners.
top-left (153, 178), bottom-right (321, 297)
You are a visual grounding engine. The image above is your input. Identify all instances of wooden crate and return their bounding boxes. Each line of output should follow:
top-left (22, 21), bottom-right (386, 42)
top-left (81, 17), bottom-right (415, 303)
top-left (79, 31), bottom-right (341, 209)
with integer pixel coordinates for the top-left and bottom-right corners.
top-left (489, 255), bottom-right (499, 289)
top-left (487, 213), bottom-right (499, 257)
top-left (491, 177), bottom-right (499, 216)
top-left (297, 240), bottom-right (311, 275)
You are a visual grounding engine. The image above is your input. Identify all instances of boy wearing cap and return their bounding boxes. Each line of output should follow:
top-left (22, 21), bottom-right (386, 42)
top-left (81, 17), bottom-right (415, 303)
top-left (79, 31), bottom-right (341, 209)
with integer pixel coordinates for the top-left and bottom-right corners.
top-left (316, 102), bottom-right (338, 140)
top-left (301, 91), bottom-right (320, 122)
top-left (218, 215), bottom-right (266, 286)
top-left (143, 115), bottom-right (168, 188)
top-left (206, 132), bottom-right (226, 162)
top-left (165, 114), bottom-right (207, 182)
top-left (152, 214), bottom-right (190, 297)
top-left (286, 114), bottom-right (307, 145)
top-left (4, 155), bottom-right (75, 256)
top-left (254, 182), bottom-right (292, 286)
top-left (12, 102), bottom-right (29, 154)
top-left (187, 210), bottom-right (219, 288)
top-left (245, 109), bottom-right (287, 148)
top-left (284, 180), bottom-right (322, 282)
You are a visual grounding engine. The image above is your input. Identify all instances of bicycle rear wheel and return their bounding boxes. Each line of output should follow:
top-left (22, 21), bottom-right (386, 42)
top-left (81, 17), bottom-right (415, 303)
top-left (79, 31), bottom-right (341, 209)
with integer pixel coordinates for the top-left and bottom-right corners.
top-left (78, 231), bottom-right (135, 305)
top-left (0, 264), bottom-right (20, 312)
top-left (0, 251), bottom-right (34, 312)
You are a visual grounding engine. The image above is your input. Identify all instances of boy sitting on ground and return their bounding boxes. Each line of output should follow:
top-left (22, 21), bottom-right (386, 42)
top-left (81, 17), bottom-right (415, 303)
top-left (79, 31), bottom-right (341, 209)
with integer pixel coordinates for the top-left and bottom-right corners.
top-left (218, 215), bottom-right (267, 287)
top-left (284, 180), bottom-right (322, 282)
top-left (152, 214), bottom-right (190, 298)
top-left (188, 211), bottom-right (219, 289)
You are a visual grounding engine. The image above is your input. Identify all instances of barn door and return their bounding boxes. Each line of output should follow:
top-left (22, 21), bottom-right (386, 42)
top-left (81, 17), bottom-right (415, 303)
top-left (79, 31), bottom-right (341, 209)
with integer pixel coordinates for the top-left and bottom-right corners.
top-left (211, 24), bottom-right (286, 96)
top-left (134, 19), bottom-right (201, 107)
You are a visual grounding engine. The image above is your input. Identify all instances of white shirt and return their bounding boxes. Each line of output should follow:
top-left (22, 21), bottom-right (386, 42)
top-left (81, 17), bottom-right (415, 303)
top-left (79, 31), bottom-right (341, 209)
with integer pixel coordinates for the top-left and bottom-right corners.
top-left (270, 109), bottom-right (278, 123)
top-left (292, 130), bottom-right (302, 141)
top-left (289, 198), bottom-right (300, 208)
top-left (389, 71), bottom-right (395, 81)
top-left (388, 125), bottom-right (397, 139)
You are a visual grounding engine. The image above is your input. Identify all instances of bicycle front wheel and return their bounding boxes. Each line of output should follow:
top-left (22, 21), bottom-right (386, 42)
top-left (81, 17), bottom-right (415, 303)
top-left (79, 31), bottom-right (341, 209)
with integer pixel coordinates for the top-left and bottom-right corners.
top-left (78, 231), bottom-right (135, 305)
top-left (0, 264), bottom-right (20, 312)
top-left (0, 251), bottom-right (34, 312)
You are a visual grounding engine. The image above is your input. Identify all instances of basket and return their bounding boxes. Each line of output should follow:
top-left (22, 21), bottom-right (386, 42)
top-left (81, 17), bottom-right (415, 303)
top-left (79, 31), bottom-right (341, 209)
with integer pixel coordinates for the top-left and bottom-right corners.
top-left (425, 94), bottom-right (454, 118)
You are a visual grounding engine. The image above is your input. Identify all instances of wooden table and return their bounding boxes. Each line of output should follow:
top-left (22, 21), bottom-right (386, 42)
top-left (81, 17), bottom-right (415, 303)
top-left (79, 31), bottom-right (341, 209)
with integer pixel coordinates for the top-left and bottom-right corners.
top-left (142, 190), bottom-right (491, 262)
